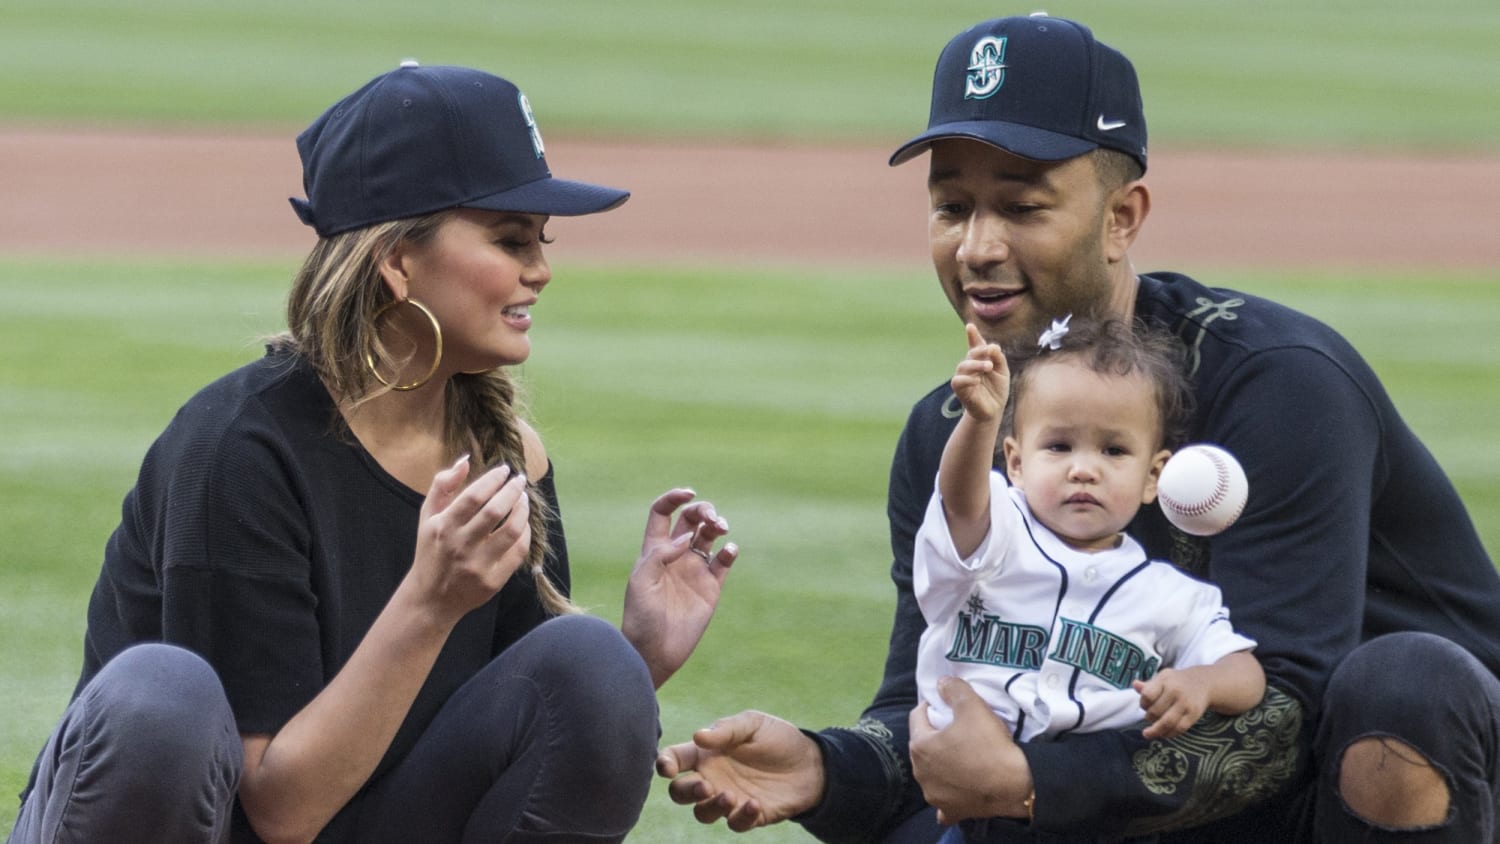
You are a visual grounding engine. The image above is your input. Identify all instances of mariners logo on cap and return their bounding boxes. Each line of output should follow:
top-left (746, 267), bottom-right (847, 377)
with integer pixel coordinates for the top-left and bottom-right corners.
top-left (964, 36), bottom-right (1008, 100)
top-left (518, 92), bottom-right (545, 159)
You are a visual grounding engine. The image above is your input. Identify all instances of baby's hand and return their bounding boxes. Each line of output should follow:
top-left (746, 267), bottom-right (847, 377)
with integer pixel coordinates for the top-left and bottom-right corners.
top-left (1133, 669), bottom-right (1211, 740)
top-left (950, 324), bottom-right (1010, 422)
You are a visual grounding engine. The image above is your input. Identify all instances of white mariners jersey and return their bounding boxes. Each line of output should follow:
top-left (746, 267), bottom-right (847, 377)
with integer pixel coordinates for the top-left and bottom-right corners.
top-left (914, 477), bottom-right (1255, 741)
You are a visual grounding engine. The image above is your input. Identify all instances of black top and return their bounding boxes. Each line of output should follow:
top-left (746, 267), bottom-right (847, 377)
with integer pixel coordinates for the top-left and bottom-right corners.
top-left (800, 271), bottom-right (1500, 840)
top-left (71, 350), bottom-right (569, 840)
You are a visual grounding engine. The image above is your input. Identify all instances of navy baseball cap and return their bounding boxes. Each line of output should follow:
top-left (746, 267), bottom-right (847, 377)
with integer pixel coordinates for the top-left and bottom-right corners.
top-left (290, 61), bottom-right (629, 237)
top-left (889, 14), bottom-right (1147, 172)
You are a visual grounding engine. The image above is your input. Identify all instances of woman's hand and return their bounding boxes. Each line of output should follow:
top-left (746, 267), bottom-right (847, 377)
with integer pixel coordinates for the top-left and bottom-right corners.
top-left (622, 488), bottom-right (738, 688)
top-left (407, 455), bottom-right (533, 627)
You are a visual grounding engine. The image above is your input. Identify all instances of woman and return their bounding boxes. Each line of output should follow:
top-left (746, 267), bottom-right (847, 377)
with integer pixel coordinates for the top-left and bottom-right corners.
top-left (10, 62), bottom-right (738, 844)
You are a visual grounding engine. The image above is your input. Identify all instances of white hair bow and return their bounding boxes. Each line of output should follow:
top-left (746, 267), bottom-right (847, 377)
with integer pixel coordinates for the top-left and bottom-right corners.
top-left (1037, 314), bottom-right (1073, 351)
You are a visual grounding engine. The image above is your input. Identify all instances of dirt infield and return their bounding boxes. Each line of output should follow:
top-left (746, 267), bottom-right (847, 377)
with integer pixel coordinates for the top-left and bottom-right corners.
top-left (3, 126), bottom-right (1498, 271)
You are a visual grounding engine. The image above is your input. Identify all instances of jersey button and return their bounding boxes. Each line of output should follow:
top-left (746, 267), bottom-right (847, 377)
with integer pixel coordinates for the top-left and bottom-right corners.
top-left (1085, 566), bottom-right (1098, 582)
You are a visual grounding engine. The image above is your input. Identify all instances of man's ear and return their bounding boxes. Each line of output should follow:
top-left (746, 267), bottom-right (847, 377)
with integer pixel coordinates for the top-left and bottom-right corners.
top-left (1104, 180), bottom-right (1150, 264)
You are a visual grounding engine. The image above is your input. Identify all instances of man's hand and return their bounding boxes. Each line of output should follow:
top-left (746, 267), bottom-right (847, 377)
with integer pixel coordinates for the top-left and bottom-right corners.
top-left (909, 676), bottom-right (1034, 825)
top-left (656, 710), bottom-right (826, 832)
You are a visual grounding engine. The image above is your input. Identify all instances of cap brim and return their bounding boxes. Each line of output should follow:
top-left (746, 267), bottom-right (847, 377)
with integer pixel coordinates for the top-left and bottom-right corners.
top-left (464, 175), bottom-right (630, 217)
top-left (889, 121), bottom-right (1098, 166)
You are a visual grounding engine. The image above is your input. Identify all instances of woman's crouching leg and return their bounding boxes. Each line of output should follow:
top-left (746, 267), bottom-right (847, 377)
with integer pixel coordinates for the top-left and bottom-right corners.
top-left (9, 643), bottom-right (241, 844)
top-left (358, 614), bottom-right (658, 843)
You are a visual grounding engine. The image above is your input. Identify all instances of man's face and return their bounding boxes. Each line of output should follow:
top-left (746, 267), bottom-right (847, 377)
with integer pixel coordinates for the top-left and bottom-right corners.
top-left (927, 139), bottom-right (1121, 351)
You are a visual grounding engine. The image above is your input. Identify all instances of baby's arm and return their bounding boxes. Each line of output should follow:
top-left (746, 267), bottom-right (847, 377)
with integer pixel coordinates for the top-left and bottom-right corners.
top-left (1131, 651), bottom-right (1266, 740)
top-left (938, 324), bottom-right (1010, 559)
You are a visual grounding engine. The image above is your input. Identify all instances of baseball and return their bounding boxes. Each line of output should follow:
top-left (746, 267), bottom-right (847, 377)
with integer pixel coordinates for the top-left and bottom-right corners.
top-left (1157, 444), bottom-right (1248, 536)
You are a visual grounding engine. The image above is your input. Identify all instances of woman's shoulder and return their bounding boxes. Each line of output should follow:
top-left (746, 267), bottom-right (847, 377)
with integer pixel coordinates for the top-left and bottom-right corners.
top-left (517, 417), bottom-right (548, 479)
top-left (154, 351), bottom-right (329, 460)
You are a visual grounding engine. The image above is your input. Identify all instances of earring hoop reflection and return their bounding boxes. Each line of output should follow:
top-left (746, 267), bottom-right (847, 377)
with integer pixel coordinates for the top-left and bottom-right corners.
top-left (365, 297), bottom-right (442, 391)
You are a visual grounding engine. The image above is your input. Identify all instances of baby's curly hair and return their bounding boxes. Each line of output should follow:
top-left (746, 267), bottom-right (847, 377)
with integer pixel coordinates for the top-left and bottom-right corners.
top-left (1002, 316), bottom-right (1195, 451)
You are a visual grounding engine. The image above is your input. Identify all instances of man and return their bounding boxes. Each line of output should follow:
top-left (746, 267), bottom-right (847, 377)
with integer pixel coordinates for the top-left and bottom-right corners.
top-left (657, 13), bottom-right (1500, 842)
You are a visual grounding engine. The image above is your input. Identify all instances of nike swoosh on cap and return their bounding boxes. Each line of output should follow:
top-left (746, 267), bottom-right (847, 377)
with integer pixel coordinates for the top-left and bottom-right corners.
top-left (1096, 116), bottom-right (1128, 131)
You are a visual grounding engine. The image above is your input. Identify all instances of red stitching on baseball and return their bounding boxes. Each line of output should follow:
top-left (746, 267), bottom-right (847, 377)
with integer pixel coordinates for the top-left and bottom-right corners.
top-left (1162, 450), bottom-right (1228, 517)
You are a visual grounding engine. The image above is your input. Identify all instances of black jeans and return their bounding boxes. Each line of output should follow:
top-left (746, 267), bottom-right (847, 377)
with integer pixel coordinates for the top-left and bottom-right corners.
top-left (8, 643), bottom-right (242, 844)
top-left (1309, 631), bottom-right (1500, 842)
top-left (348, 613), bottom-right (658, 843)
top-left (10, 614), bottom-right (658, 844)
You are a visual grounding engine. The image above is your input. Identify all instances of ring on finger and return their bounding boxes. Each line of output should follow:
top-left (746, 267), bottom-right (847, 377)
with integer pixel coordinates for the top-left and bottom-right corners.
top-left (690, 547), bottom-right (712, 564)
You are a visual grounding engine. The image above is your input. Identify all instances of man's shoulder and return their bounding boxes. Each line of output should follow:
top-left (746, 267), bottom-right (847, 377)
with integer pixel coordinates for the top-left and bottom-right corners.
top-left (1137, 271), bottom-right (1308, 334)
top-left (1135, 271), bottom-right (1358, 367)
top-left (1140, 274), bottom-right (1344, 340)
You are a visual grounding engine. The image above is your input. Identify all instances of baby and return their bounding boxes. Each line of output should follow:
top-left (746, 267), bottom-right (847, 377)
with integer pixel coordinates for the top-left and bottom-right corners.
top-left (915, 315), bottom-right (1264, 741)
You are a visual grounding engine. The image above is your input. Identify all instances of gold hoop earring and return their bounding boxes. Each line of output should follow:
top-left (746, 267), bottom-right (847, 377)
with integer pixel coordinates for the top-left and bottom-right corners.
top-left (365, 298), bottom-right (443, 391)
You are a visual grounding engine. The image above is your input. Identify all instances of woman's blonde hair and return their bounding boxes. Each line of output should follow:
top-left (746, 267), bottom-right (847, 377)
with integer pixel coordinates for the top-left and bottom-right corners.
top-left (267, 211), bottom-right (578, 616)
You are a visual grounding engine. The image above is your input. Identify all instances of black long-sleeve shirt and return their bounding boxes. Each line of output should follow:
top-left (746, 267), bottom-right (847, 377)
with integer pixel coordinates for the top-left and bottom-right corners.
top-left (799, 272), bottom-right (1500, 841)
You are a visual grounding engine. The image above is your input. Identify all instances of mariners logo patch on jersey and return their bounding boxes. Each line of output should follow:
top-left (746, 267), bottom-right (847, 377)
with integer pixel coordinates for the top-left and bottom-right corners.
top-left (965, 36), bottom-right (1008, 99)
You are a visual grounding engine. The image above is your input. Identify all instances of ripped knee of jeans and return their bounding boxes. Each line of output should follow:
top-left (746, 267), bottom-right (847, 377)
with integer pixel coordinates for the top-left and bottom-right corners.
top-left (1336, 734), bottom-right (1453, 831)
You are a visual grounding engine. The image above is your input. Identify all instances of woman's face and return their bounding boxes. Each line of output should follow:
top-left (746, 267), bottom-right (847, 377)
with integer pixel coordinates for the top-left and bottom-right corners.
top-left (397, 208), bottom-right (552, 373)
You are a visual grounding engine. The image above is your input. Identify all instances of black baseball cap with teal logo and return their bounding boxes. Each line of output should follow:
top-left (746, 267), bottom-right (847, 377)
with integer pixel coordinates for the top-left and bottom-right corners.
top-left (889, 14), bottom-right (1147, 172)
top-left (291, 61), bottom-right (629, 237)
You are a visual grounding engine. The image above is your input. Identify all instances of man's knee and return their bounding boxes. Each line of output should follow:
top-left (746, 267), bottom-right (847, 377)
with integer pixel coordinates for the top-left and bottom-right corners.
top-left (1321, 633), bottom-right (1487, 833)
top-left (1337, 735), bottom-right (1452, 829)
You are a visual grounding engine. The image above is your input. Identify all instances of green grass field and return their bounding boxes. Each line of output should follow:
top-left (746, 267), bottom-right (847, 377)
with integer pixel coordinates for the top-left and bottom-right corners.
top-left (3, 0), bottom-right (1499, 149)
top-left (2, 0), bottom-right (1498, 838)
top-left (2, 258), bottom-right (1496, 839)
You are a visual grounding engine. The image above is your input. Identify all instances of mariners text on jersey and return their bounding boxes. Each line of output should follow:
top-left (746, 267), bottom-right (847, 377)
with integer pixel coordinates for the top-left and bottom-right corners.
top-left (944, 605), bottom-right (1049, 671)
top-left (944, 600), bottom-right (1161, 690)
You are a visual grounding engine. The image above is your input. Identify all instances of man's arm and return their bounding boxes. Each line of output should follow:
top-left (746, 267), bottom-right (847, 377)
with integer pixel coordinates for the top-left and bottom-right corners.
top-left (1025, 686), bottom-right (1306, 835)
